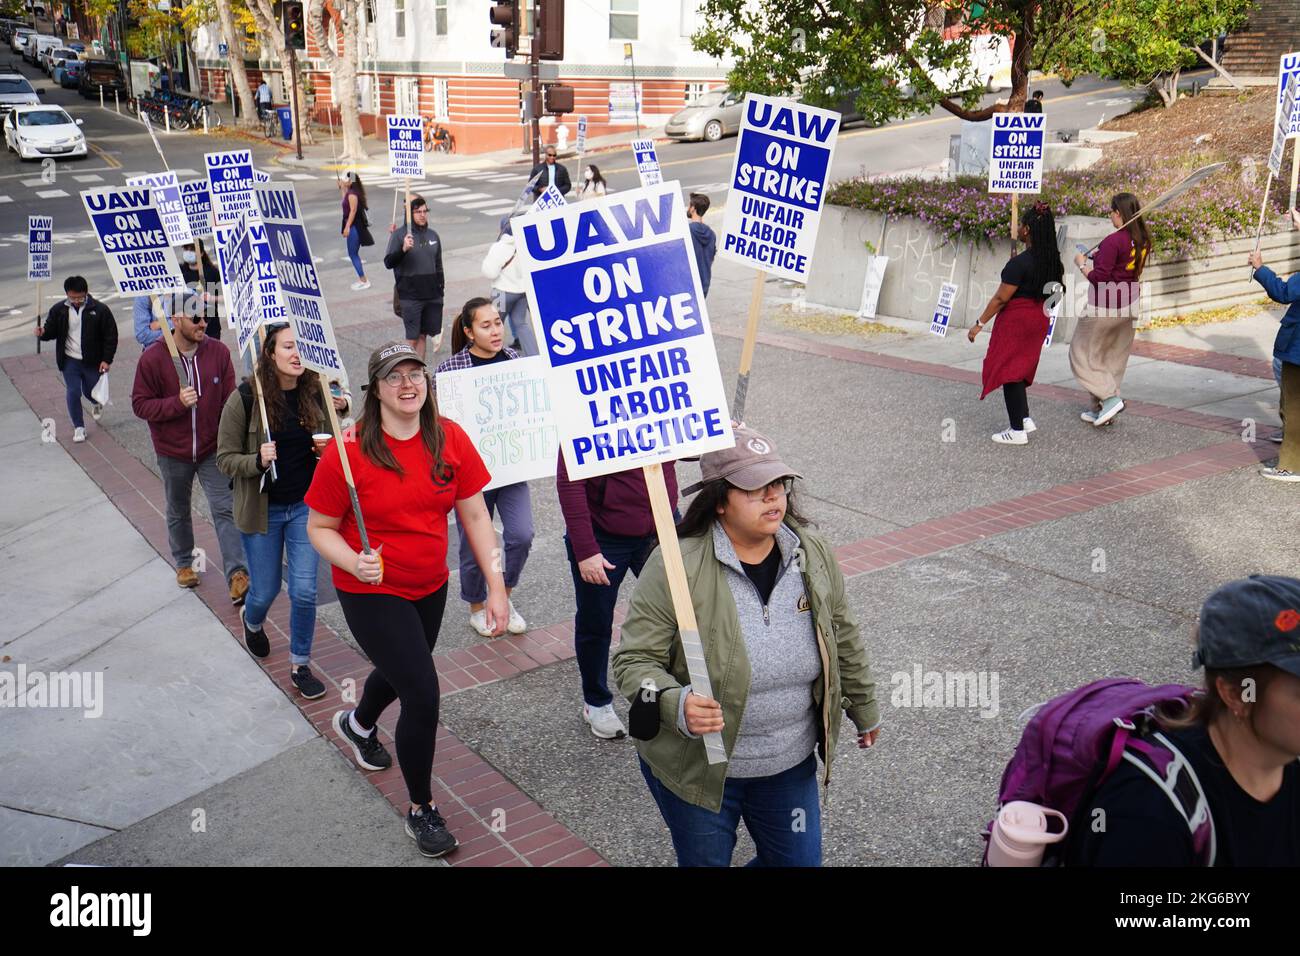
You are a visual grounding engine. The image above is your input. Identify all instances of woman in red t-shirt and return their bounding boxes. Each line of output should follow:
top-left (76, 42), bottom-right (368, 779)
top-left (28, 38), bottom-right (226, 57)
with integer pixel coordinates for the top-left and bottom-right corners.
top-left (305, 341), bottom-right (508, 859)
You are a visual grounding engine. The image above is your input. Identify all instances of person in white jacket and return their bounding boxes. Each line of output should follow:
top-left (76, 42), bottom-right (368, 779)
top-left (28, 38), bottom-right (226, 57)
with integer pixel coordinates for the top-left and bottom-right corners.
top-left (481, 217), bottom-right (539, 357)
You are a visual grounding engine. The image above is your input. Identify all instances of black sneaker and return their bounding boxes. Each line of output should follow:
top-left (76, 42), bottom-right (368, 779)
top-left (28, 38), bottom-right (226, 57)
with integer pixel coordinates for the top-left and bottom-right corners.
top-left (291, 665), bottom-right (326, 700)
top-left (332, 709), bottom-right (392, 771)
top-left (406, 804), bottom-right (458, 858)
top-left (240, 606), bottom-right (270, 658)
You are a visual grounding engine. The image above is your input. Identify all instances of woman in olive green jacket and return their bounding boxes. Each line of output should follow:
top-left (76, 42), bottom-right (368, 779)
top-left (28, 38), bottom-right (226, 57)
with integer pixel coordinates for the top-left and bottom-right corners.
top-left (613, 425), bottom-right (880, 867)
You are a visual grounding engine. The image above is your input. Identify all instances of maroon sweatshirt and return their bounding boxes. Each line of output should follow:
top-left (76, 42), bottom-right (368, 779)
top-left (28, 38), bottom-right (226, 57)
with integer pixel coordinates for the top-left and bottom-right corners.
top-left (131, 337), bottom-right (236, 462)
top-left (556, 453), bottom-right (678, 562)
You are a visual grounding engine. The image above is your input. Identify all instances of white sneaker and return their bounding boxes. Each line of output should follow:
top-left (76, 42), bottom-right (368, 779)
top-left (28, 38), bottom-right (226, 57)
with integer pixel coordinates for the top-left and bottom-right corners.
top-left (468, 609), bottom-right (494, 637)
top-left (1080, 409), bottom-right (1098, 423)
top-left (91, 403), bottom-right (103, 422)
top-left (430, 333), bottom-right (443, 354)
top-left (73, 427), bottom-right (86, 443)
top-left (991, 428), bottom-right (1027, 445)
top-left (1021, 417), bottom-right (1036, 433)
top-left (506, 601), bottom-right (527, 634)
top-left (350, 279), bottom-right (371, 291)
top-left (583, 703), bottom-right (627, 740)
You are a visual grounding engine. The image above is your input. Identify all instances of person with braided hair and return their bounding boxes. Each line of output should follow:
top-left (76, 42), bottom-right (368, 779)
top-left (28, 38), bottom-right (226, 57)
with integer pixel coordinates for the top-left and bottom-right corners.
top-left (968, 200), bottom-right (1065, 445)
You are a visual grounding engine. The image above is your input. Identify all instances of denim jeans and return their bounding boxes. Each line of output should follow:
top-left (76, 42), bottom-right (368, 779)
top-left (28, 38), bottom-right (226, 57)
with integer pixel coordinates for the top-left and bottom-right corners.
top-left (458, 482), bottom-right (533, 604)
top-left (240, 501), bottom-right (318, 664)
top-left (495, 290), bottom-right (538, 356)
top-left (565, 529), bottom-right (656, 707)
top-left (61, 357), bottom-right (100, 429)
top-left (640, 754), bottom-right (822, 867)
top-left (345, 225), bottom-right (364, 278)
top-left (156, 453), bottom-right (246, 581)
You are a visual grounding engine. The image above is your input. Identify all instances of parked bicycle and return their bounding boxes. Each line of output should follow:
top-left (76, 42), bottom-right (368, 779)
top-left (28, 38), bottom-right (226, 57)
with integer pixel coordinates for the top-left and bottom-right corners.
top-left (422, 117), bottom-right (455, 154)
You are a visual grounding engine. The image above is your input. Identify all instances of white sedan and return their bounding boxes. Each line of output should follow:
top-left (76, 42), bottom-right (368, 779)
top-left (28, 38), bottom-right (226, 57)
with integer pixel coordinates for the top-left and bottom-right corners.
top-left (3, 105), bottom-right (87, 160)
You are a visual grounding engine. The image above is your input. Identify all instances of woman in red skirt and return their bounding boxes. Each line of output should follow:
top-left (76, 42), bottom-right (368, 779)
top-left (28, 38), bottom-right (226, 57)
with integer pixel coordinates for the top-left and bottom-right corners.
top-left (967, 201), bottom-right (1065, 445)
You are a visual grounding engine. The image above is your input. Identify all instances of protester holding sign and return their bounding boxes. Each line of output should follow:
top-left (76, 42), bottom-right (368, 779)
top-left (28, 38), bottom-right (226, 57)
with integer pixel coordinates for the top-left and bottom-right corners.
top-left (529, 144), bottom-right (571, 196)
top-left (1070, 192), bottom-right (1153, 427)
top-left (180, 243), bottom-right (223, 340)
top-left (35, 276), bottom-right (117, 443)
top-left (613, 425), bottom-right (881, 866)
top-left (383, 196), bottom-right (445, 361)
top-left (435, 298), bottom-right (534, 637)
top-left (307, 342), bottom-right (508, 859)
top-left (131, 291), bottom-right (248, 601)
top-left (576, 164), bottom-right (608, 201)
top-left (1248, 207), bottom-right (1300, 482)
top-left (967, 201), bottom-right (1064, 445)
top-left (216, 323), bottom-right (348, 697)
top-left (481, 215), bottom-right (538, 356)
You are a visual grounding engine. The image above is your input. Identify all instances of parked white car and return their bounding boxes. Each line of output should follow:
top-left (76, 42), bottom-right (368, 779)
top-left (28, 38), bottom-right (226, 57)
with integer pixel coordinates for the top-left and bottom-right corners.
top-left (0, 73), bottom-right (40, 117)
top-left (3, 104), bottom-right (87, 160)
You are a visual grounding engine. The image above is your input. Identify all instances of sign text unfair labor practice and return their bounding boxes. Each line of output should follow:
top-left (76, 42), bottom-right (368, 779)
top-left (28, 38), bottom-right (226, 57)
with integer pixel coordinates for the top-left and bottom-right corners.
top-left (517, 180), bottom-right (735, 480)
top-left (719, 93), bottom-right (840, 283)
top-left (81, 186), bottom-right (186, 295)
top-left (988, 112), bottom-right (1045, 193)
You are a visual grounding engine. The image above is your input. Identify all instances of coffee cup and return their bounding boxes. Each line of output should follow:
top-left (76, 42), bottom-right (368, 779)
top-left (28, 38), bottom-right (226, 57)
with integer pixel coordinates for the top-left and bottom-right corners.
top-left (311, 433), bottom-right (332, 457)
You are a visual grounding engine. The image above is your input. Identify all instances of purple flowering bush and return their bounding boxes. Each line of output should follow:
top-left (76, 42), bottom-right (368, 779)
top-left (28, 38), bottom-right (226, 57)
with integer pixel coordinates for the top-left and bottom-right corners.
top-left (827, 156), bottom-right (1287, 262)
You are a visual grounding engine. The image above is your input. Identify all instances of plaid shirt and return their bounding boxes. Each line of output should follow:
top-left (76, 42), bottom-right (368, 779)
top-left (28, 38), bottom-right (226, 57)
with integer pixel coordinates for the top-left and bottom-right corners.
top-left (433, 346), bottom-right (521, 388)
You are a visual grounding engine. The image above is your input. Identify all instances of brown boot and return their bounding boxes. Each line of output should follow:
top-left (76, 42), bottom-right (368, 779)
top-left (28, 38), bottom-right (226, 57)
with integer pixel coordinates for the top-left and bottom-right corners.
top-left (228, 569), bottom-right (250, 606)
top-left (176, 566), bottom-right (199, 589)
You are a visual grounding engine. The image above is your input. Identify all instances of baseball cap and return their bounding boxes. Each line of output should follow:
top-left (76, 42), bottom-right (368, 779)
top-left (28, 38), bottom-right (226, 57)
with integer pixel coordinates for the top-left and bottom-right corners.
top-left (681, 424), bottom-right (802, 496)
top-left (366, 341), bottom-right (427, 386)
top-left (1192, 575), bottom-right (1300, 677)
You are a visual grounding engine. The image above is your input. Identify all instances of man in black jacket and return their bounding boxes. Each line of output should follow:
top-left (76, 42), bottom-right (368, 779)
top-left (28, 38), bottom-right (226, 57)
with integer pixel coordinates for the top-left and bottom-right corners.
top-left (528, 144), bottom-right (571, 197)
top-left (383, 196), bottom-right (445, 360)
top-left (35, 276), bottom-right (118, 443)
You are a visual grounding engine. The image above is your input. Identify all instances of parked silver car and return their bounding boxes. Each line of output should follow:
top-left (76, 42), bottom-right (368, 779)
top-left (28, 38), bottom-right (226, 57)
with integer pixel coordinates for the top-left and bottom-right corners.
top-left (0, 73), bottom-right (40, 117)
top-left (665, 89), bottom-right (745, 143)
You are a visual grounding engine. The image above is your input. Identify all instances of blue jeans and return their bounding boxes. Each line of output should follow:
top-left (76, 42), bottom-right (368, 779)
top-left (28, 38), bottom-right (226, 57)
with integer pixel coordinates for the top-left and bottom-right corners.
top-left (61, 357), bottom-right (100, 429)
top-left (640, 755), bottom-right (822, 867)
top-left (565, 529), bottom-right (656, 707)
top-left (458, 482), bottom-right (534, 603)
top-left (345, 224), bottom-right (364, 278)
top-left (240, 501), bottom-right (318, 665)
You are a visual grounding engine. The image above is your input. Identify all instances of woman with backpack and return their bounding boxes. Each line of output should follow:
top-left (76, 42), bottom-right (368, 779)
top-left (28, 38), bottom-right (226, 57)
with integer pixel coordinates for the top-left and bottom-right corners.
top-left (434, 298), bottom-right (533, 637)
top-left (340, 171), bottom-right (374, 292)
top-left (967, 200), bottom-right (1065, 445)
top-left (481, 215), bottom-right (538, 356)
top-left (216, 323), bottom-right (350, 698)
top-left (1069, 192), bottom-right (1154, 427)
top-left (612, 424), bottom-right (881, 867)
top-left (1066, 575), bottom-right (1300, 866)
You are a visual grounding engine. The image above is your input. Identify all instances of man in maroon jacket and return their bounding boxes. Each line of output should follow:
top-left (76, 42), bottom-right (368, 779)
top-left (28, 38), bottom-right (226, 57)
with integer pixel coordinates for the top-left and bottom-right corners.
top-left (131, 292), bottom-right (248, 602)
top-left (558, 453), bottom-right (677, 740)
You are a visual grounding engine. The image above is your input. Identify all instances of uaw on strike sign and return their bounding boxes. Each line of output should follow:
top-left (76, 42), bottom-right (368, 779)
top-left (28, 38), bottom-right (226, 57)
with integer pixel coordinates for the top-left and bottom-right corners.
top-left (989, 112), bottom-right (1045, 193)
top-left (81, 186), bottom-right (185, 294)
top-left (387, 116), bottom-right (425, 179)
top-left (719, 94), bottom-right (840, 284)
top-left (516, 180), bottom-right (735, 479)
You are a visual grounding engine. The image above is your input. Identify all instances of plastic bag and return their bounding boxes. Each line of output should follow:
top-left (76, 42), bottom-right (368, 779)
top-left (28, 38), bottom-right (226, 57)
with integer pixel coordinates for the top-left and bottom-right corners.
top-left (90, 372), bottom-right (111, 406)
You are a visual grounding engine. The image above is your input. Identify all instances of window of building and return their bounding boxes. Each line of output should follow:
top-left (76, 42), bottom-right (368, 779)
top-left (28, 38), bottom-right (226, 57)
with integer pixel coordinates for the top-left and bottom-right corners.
top-left (610, 0), bottom-right (638, 40)
top-left (684, 82), bottom-right (707, 104)
top-left (395, 0), bottom-right (405, 39)
top-left (434, 78), bottom-right (449, 122)
top-left (435, 0), bottom-right (448, 36)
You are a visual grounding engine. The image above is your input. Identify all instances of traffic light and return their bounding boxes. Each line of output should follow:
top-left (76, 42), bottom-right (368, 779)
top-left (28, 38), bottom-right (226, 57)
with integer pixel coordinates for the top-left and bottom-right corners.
top-left (537, 0), bottom-right (564, 61)
top-left (283, 2), bottom-right (306, 51)
top-left (490, 1), bottom-right (519, 59)
top-left (542, 82), bottom-right (573, 114)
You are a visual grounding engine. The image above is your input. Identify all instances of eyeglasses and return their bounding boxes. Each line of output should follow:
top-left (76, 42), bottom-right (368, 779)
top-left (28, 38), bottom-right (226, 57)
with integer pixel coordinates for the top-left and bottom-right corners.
top-left (382, 370), bottom-right (427, 388)
top-left (735, 478), bottom-right (794, 501)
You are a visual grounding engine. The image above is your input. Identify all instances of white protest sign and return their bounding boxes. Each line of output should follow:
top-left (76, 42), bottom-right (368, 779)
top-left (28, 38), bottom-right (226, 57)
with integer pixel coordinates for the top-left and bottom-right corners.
top-left (1278, 52), bottom-right (1300, 138)
top-left (719, 94), bottom-right (840, 284)
top-left (254, 183), bottom-right (349, 386)
top-left (515, 179), bottom-right (735, 479)
top-left (608, 82), bottom-right (641, 123)
top-left (631, 138), bottom-right (662, 187)
top-left (27, 216), bottom-right (52, 282)
top-left (1271, 78), bottom-right (1296, 178)
top-left (126, 170), bottom-right (192, 246)
top-left (204, 148), bottom-right (256, 226)
top-left (387, 115), bottom-right (425, 179)
top-left (179, 179), bottom-right (213, 240)
top-left (533, 184), bottom-right (567, 211)
top-left (221, 213), bottom-right (261, 356)
top-left (1044, 297), bottom-right (1062, 348)
top-left (858, 255), bottom-right (888, 319)
top-left (435, 356), bottom-right (559, 490)
top-left (929, 282), bottom-right (958, 337)
top-left (988, 112), bottom-right (1045, 194)
top-left (577, 115), bottom-right (588, 153)
top-left (81, 185), bottom-right (186, 295)
top-left (213, 222), bottom-right (238, 328)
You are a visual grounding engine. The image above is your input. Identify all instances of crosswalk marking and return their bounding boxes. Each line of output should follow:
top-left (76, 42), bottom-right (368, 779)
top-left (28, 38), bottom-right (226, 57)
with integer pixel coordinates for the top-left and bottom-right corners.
top-left (72, 174), bottom-right (103, 183)
top-left (476, 204), bottom-right (518, 216)
top-left (458, 197), bottom-right (512, 209)
top-left (284, 173), bottom-right (316, 181)
top-left (170, 168), bottom-right (198, 178)
top-left (21, 178), bottom-right (48, 187)
top-left (434, 191), bottom-right (490, 202)
top-left (0, 196), bottom-right (11, 204)
top-left (37, 189), bottom-right (68, 198)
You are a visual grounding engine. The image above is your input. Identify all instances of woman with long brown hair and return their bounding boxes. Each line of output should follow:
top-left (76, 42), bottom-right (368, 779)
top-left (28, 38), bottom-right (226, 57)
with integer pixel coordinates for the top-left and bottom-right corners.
top-left (306, 341), bottom-right (508, 859)
top-left (340, 170), bottom-right (373, 291)
top-left (1070, 191), bottom-right (1153, 427)
top-left (216, 323), bottom-right (349, 698)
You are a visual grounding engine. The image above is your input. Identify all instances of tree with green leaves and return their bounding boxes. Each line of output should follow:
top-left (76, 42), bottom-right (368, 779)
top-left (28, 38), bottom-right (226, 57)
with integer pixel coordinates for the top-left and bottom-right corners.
top-left (693, 0), bottom-right (1105, 122)
top-left (1058, 0), bottom-right (1254, 107)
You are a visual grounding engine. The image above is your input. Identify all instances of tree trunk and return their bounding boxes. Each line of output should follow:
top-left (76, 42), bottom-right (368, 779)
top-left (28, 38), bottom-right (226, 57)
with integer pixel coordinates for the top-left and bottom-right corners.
top-left (307, 0), bottom-right (365, 162)
top-left (214, 0), bottom-right (258, 128)
top-left (247, 0), bottom-right (314, 145)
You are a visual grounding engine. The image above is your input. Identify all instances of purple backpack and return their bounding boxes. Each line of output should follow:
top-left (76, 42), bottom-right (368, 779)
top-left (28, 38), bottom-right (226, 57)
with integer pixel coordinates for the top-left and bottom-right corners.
top-left (985, 678), bottom-right (1216, 866)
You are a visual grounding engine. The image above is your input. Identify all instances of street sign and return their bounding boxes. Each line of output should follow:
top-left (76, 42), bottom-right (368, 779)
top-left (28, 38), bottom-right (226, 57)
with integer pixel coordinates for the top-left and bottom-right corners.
top-left (608, 82), bottom-right (641, 124)
top-left (503, 61), bottom-right (558, 81)
top-left (126, 170), bottom-right (192, 246)
top-left (80, 185), bottom-right (186, 295)
top-left (386, 115), bottom-right (425, 179)
top-left (930, 282), bottom-right (958, 337)
top-left (576, 115), bottom-right (588, 154)
top-left (218, 42), bottom-right (228, 57)
top-left (27, 216), bottom-right (52, 282)
top-left (631, 138), bottom-right (661, 187)
top-left (204, 149), bottom-right (256, 226)
top-left (988, 112), bottom-right (1046, 194)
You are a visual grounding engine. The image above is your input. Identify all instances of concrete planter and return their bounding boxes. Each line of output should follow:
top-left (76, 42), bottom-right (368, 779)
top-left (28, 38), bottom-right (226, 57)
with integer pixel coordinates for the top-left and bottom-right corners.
top-left (806, 204), bottom-right (1300, 339)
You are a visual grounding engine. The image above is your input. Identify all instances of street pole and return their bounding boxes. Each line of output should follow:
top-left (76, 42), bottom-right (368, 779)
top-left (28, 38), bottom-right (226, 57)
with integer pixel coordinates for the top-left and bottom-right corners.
top-left (629, 44), bottom-right (641, 137)
top-left (529, 0), bottom-right (540, 167)
top-left (289, 45), bottom-right (303, 161)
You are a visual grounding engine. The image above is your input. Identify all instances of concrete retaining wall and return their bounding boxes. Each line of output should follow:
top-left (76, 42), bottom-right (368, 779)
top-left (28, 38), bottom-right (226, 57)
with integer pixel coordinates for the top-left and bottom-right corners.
top-left (806, 204), bottom-right (1300, 338)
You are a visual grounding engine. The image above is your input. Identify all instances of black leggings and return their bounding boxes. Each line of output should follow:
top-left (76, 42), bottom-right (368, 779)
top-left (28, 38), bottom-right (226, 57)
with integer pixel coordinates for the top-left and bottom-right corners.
top-left (1002, 381), bottom-right (1029, 430)
top-left (337, 585), bottom-right (448, 807)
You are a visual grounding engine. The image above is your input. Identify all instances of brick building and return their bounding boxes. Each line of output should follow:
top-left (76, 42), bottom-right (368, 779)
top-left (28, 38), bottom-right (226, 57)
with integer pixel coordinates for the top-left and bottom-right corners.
top-left (192, 0), bottom-right (731, 154)
top-left (1221, 0), bottom-right (1300, 77)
